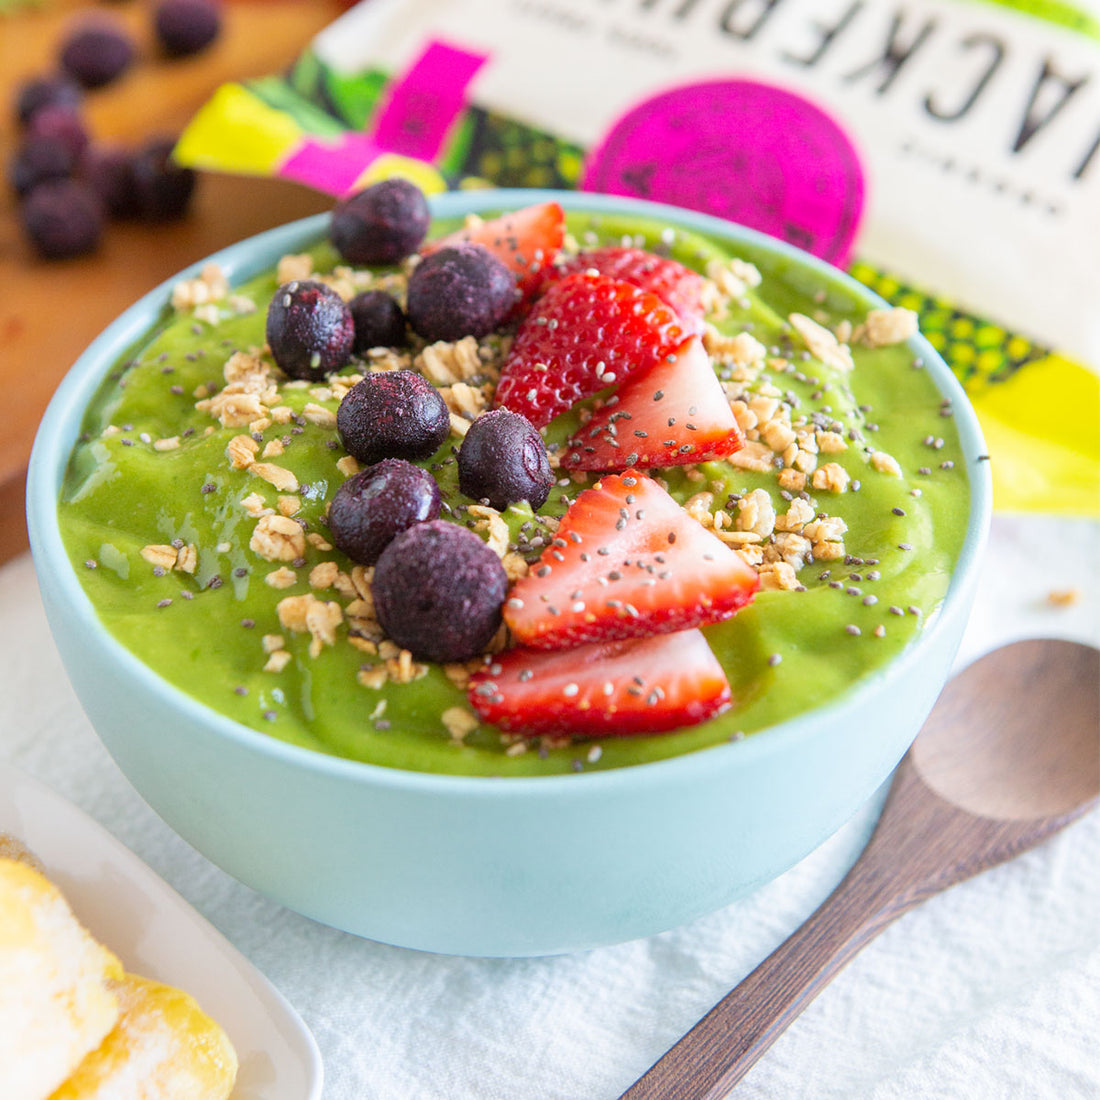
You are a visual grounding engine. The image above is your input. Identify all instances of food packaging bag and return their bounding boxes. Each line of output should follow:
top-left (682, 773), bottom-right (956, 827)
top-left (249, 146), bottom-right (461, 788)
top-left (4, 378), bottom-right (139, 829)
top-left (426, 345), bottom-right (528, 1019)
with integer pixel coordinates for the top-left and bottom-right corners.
top-left (176, 0), bottom-right (1100, 515)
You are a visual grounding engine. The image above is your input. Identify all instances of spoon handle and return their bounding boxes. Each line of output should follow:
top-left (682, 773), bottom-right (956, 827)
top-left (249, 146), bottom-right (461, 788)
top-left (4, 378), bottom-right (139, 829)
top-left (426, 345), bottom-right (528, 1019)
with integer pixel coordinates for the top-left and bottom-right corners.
top-left (618, 759), bottom-right (966, 1100)
top-left (617, 854), bottom-right (915, 1100)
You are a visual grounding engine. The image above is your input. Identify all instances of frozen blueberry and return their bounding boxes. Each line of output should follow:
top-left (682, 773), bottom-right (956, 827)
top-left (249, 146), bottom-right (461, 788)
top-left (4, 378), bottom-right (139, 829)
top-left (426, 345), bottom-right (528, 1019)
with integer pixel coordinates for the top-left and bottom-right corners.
top-left (327, 459), bottom-right (441, 566)
top-left (59, 22), bottom-right (135, 88)
top-left (349, 290), bottom-right (407, 352)
top-left (154, 0), bottom-right (222, 57)
top-left (329, 178), bottom-right (430, 264)
top-left (9, 137), bottom-right (75, 198)
top-left (458, 409), bottom-right (553, 511)
top-left (21, 179), bottom-right (103, 259)
top-left (336, 370), bottom-right (449, 465)
top-left (81, 146), bottom-right (140, 218)
top-left (372, 520), bottom-right (508, 663)
top-left (131, 137), bottom-right (195, 220)
top-left (15, 75), bottom-right (82, 128)
top-left (266, 280), bottom-right (354, 381)
top-left (405, 243), bottom-right (515, 342)
top-left (26, 105), bottom-right (89, 159)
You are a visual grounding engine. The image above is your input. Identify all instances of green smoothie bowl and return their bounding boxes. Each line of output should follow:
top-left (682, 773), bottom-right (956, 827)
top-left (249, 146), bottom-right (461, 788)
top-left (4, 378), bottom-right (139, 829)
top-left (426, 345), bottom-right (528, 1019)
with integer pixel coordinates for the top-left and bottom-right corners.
top-left (27, 189), bottom-right (990, 956)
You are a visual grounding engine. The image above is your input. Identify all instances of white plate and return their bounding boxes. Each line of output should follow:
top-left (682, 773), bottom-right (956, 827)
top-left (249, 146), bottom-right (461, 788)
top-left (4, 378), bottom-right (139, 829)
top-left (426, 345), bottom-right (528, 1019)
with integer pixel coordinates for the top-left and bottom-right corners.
top-left (0, 761), bottom-right (323, 1100)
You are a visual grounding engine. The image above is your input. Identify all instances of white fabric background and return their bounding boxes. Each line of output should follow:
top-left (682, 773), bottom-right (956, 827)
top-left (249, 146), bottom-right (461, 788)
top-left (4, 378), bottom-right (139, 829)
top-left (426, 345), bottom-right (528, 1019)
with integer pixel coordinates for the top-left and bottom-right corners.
top-left (1, 512), bottom-right (1096, 1100)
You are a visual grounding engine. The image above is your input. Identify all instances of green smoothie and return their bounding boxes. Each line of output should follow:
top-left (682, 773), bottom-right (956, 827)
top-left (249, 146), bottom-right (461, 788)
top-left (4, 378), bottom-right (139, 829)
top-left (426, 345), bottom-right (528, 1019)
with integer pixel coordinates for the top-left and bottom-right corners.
top-left (57, 211), bottom-right (970, 776)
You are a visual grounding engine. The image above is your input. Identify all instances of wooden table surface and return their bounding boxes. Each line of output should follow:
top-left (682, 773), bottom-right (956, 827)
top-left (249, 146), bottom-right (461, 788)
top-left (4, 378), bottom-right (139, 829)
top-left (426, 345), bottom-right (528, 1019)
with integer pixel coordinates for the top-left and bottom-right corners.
top-left (0, 0), bottom-right (346, 564)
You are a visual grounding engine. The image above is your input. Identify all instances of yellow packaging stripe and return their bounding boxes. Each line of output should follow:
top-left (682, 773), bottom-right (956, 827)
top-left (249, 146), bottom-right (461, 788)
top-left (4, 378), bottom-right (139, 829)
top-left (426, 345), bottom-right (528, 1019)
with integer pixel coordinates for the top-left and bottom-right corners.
top-left (969, 354), bottom-right (1100, 516)
top-left (174, 84), bottom-right (305, 176)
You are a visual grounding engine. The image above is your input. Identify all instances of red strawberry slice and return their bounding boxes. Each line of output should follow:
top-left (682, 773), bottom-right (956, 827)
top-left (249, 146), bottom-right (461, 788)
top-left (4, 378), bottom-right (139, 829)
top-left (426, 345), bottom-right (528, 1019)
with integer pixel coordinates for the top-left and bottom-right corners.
top-left (468, 629), bottom-right (731, 738)
top-left (555, 247), bottom-right (707, 333)
top-left (423, 201), bottom-right (565, 301)
top-left (494, 273), bottom-right (687, 428)
top-left (504, 471), bottom-right (759, 649)
top-left (563, 336), bottom-right (744, 471)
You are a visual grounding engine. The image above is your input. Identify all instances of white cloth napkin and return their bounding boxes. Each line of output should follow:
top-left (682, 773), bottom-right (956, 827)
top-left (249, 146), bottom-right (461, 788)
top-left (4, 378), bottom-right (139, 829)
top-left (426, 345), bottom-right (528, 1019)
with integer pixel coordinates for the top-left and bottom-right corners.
top-left (1, 511), bottom-right (1097, 1099)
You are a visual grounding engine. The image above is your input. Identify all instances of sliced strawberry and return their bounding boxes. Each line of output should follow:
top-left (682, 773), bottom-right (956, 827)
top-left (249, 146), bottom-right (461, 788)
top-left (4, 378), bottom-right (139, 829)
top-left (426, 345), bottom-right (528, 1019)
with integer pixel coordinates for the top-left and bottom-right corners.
top-left (494, 273), bottom-right (687, 428)
top-left (422, 201), bottom-right (565, 302)
top-left (555, 247), bottom-right (707, 333)
top-left (468, 629), bottom-right (731, 738)
top-left (563, 336), bottom-right (744, 472)
top-left (504, 471), bottom-right (759, 649)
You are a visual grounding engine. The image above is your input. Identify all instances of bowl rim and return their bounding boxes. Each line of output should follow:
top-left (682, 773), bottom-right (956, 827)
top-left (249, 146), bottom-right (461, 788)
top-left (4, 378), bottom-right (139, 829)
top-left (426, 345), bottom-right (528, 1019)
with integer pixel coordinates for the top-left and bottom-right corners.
top-left (27, 188), bottom-right (992, 797)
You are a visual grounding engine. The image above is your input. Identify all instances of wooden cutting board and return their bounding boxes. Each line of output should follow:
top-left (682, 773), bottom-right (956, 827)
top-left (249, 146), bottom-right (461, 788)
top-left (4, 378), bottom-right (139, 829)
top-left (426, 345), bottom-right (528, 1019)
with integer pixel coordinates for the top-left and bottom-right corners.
top-left (0, 0), bottom-right (346, 564)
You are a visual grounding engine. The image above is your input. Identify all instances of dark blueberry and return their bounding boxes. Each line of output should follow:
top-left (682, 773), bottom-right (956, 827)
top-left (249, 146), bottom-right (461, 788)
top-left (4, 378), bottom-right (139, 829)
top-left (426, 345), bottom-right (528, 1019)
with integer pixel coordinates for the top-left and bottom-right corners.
top-left (81, 146), bottom-right (140, 218)
top-left (405, 243), bottom-right (515, 342)
top-left (337, 370), bottom-right (449, 465)
top-left (21, 179), bottom-right (103, 259)
top-left (458, 409), bottom-right (553, 511)
top-left (59, 22), bottom-right (135, 88)
top-left (9, 137), bottom-right (75, 198)
top-left (349, 290), bottom-right (407, 352)
top-left (329, 178), bottom-right (430, 264)
top-left (372, 520), bottom-right (508, 662)
top-left (266, 280), bottom-right (354, 381)
top-left (131, 137), bottom-right (196, 220)
top-left (15, 75), bottom-right (82, 128)
top-left (154, 0), bottom-right (222, 57)
top-left (26, 105), bottom-right (89, 159)
top-left (327, 459), bottom-right (440, 566)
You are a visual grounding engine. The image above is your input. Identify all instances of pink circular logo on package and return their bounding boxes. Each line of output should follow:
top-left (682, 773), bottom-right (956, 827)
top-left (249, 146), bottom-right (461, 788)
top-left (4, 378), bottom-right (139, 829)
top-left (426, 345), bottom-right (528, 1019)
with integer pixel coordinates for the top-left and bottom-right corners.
top-left (582, 80), bottom-right (865, 268)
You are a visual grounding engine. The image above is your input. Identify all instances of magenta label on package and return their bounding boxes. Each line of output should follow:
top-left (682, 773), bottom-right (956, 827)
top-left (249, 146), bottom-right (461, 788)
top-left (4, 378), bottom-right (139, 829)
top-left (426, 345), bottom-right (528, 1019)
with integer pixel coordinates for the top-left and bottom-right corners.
top-left (370, 39), bottom-right (488, 162)
top-left (279, 39), bottom-right (488, 196)
top-left (582, 80), bottom-right (866, 268)
top-left (281, 133), bottom-right (385, 195)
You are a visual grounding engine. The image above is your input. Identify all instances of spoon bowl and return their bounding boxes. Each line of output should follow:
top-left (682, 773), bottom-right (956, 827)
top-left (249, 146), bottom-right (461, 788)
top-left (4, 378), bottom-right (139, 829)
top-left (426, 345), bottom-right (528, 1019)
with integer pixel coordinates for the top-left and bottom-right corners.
top-left (622, 638), bottom-right (1100, 1100)
top-left (913, 638), bottom-right (1099, 822)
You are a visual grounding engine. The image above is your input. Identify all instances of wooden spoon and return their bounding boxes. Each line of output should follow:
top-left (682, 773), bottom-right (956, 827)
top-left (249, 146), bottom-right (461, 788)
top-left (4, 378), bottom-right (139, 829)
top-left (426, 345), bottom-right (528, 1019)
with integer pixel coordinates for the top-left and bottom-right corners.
top-left (620, 638), bottom-right (1100, 1100)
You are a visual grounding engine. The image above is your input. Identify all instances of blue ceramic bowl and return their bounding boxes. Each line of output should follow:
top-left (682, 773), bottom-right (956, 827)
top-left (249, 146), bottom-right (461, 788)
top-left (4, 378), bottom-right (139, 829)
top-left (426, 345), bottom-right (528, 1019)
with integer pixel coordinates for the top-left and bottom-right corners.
top-left (27, 190), bottom-right (991, 956)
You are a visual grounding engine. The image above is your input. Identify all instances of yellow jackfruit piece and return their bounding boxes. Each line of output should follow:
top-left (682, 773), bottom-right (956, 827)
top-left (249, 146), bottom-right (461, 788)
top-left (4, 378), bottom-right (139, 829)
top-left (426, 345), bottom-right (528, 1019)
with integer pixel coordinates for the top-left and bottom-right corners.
top-left (50, 973), bottom-right (238, 1100)
top-left (0, 857), bottom-right (123, 1100)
